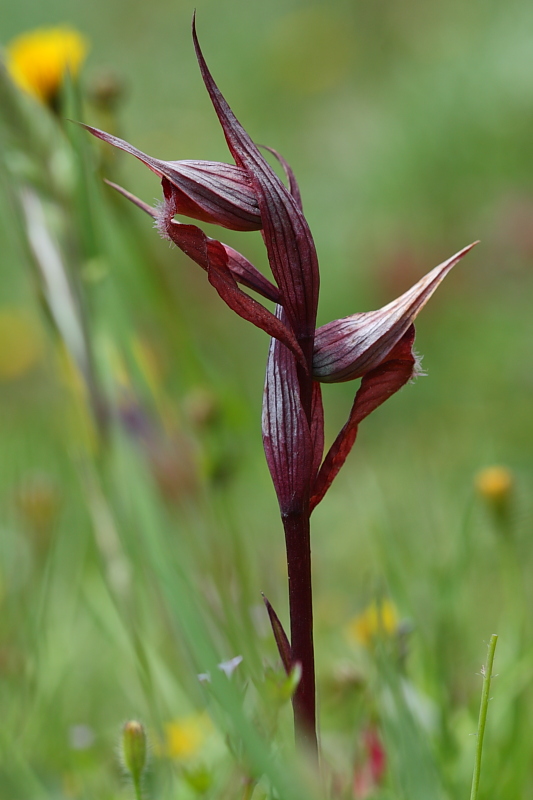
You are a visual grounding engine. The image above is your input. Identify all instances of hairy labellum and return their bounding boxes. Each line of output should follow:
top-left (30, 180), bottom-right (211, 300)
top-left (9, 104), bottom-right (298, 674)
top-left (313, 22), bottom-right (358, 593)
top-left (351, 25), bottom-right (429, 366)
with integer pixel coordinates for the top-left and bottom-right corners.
top-left (105, 179), bottom-right (280, 303)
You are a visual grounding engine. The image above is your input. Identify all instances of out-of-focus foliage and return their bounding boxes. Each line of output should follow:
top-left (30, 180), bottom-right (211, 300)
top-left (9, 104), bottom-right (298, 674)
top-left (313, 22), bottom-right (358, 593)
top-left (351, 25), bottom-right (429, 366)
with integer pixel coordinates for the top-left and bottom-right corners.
top-left (1, 2), bottom-right (533, 799)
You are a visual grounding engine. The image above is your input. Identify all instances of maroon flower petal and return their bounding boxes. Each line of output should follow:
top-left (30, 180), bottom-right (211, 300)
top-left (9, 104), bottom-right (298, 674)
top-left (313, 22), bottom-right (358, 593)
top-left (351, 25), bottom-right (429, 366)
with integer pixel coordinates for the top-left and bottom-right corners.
top-left (310, 327), bottom-right (416, 512)
top-left (83, 123), bottom-right (261, 231)
top-left (105, 179), bottom-right (280, 303)
top-left (262, 307), bottom-right (313, 515)
top-left (204, 239), bottom-right (306, 370)
top-left (175, 226), bottom-right (306, 368)
top-left (313, 243), bottom-right (478, 383)
top-left (192, 19), bottom-right (319, 348)
top-left (262, 593), bottom-right (292, 674)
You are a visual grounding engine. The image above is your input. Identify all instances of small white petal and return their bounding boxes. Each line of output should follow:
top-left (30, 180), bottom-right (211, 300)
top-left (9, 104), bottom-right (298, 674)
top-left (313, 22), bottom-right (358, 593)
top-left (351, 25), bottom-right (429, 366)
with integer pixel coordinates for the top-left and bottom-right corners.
top-left (217, 655), bottom-right (243, 678)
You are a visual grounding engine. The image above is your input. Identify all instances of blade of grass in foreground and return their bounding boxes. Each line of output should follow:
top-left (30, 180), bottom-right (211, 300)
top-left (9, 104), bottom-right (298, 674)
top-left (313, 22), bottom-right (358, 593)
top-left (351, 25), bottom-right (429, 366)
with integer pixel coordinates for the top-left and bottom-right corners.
top-left (470, 634), bottom-right (498, 800)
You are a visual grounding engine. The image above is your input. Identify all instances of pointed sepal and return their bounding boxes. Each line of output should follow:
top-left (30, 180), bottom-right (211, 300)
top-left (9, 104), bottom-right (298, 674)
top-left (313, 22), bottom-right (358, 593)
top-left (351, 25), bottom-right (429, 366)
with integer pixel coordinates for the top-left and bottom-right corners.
top-left (313, 243), bottom-right (478, 383)
top-left (262, 593), bottom-right (292, 674)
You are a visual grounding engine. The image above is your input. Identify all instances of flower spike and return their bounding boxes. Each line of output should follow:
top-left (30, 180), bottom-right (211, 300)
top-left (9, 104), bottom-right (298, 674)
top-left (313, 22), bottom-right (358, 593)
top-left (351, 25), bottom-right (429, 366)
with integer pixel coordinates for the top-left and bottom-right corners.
top-left (313, 242), bottom-right (478, 383)
top-left (82, 22), bottom-right (481, 752)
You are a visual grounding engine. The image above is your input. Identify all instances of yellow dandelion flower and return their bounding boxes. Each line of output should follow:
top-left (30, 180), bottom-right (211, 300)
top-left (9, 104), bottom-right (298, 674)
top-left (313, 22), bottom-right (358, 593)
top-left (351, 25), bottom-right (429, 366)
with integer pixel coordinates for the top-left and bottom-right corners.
top-left (6, 26), bottom-right (88, 105)
top-left (346, 599), bottom-right (399, 648)
top-left (0, 307), bottom-right (43, 380)
top-left (163, 713), bottom-right (211, 760)
top-left (475, 466), bottom-right (513, 503)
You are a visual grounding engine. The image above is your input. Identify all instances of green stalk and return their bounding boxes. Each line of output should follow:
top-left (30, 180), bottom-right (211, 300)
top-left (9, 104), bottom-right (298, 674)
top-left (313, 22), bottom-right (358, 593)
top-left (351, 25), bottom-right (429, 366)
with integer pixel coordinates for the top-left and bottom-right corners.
top-left (132, 776), bottom-right (143, 800)
top-left (469, 634), bottom-right (498, 800)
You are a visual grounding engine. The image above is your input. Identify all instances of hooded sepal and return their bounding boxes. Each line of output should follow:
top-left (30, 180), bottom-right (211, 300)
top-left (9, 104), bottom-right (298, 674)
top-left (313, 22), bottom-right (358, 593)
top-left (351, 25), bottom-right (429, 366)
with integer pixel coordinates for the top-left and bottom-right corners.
top-left (83, 123), bottom-right (261, 231)
top-left (262, 307), bottom-right (313, 515)
top-left (192, 18), bottom-right (319, 349)
top-left (313, 243), bottom-right (478, 383)
top-left (310, 326), bottom-right (416, 512)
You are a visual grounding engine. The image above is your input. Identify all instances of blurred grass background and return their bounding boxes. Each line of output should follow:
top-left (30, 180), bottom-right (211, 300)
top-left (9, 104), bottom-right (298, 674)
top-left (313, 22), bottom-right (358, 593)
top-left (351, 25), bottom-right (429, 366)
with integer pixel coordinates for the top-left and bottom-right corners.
top-left (1, 1), bottom-right (533, 798)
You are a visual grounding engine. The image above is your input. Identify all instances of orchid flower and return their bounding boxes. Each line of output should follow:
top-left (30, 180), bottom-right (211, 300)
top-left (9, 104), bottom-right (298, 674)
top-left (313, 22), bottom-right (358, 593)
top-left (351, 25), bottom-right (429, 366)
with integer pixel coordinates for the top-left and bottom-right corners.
top-left (84, 16), bottom-right (477, 754)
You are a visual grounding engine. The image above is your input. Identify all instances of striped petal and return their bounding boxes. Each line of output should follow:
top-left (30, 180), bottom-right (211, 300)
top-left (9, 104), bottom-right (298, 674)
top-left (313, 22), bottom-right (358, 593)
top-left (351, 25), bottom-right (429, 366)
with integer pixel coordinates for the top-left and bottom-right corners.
top-left (313, 243), bottom-right (478, 383)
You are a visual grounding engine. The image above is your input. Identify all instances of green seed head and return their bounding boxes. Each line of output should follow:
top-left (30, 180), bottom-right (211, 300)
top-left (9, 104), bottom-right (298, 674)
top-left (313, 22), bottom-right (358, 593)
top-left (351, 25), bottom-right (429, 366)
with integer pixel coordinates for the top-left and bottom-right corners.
top-left (122, 720), bottom-right (147, 784)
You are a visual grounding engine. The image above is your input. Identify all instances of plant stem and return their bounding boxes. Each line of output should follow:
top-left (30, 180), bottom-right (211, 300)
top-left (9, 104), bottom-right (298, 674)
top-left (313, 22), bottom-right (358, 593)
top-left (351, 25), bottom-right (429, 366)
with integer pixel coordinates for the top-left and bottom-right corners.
top-left (132, 777), bottom-right (143, 800)
top-left (283, 509), bottom-right (317, 755)
top-left (469, 633), bottom-right (498, 800)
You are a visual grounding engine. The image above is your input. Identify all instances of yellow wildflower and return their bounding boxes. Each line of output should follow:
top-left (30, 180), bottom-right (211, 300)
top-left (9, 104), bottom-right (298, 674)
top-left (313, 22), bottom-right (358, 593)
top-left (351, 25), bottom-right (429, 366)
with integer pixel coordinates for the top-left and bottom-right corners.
top-left (6, 26), bottom-right (88, 105)
top-left (163, 713), bottom-right (211, 760)
top-left (475, 466), bottom-right (513, 503)
top-left (346, 599), bottom-right (399, 648)
top-left (0, 307), bottom-right (43, 380)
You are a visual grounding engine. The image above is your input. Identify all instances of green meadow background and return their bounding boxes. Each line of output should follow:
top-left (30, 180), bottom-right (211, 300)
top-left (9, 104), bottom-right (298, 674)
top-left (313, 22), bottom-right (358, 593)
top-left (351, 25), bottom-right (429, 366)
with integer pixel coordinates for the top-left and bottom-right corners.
top-left (1, 0), bottom-right (533, 798)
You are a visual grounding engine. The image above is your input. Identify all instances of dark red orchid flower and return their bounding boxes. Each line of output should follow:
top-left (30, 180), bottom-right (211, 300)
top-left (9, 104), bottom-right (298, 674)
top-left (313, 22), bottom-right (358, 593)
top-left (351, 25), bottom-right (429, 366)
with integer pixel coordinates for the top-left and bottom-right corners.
top-left (84, 16), bottom-right (477, 752)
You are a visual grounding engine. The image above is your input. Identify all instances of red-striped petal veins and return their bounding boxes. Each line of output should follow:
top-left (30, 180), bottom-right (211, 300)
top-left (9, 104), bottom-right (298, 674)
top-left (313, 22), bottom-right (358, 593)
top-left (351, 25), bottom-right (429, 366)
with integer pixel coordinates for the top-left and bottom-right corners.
top-left (83, 123), bottom-right (261, 231)
top-left (192, 20), bottom-right (319, 350)
top-left (310, 327), bottom-right (416, 512)
top-left (262, 307), bottom-right (313, 515)
top-left (313, 242), bottom-right (478, 383)
top-left (105, 179), bottom-right (280, 304)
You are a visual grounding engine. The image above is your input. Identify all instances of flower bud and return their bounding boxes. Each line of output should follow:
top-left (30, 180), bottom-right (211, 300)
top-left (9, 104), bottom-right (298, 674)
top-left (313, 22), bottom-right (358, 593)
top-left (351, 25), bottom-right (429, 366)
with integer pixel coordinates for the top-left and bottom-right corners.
top-left (121, 720), bottom-right (147, 786)
top-left (475, 465), bottom-right (514, 528)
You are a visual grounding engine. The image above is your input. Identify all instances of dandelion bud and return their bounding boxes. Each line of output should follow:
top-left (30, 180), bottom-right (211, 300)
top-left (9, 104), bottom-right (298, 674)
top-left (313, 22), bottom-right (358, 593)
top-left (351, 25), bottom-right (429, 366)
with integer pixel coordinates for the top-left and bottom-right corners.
top-left (121, 720), bottom-right (147, 786)
top-left (475, 465), bottom-right (514, 528)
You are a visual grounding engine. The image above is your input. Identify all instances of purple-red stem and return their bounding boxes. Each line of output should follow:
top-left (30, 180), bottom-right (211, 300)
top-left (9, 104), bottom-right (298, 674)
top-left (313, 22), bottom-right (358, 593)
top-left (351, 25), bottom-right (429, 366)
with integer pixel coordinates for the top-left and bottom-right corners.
top-left (283, 335), bottom-right (318, 754)
top-left (283, 508), bottom-right (317, 754)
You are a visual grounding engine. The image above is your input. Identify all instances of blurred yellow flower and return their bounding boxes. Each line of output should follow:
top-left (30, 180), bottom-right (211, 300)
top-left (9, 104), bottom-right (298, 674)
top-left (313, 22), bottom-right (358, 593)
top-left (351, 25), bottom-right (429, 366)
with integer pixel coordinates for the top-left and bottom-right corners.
top-left (346, 599), bottom-right (399, 648)
top-left (6, 26), bottom-right (88, 105)
top-left (475, 466), bottom-right (513, 503)
top-left (0, 307), bottom-right (43, 380)
top-left (163, 713), bottom-right (211, 760)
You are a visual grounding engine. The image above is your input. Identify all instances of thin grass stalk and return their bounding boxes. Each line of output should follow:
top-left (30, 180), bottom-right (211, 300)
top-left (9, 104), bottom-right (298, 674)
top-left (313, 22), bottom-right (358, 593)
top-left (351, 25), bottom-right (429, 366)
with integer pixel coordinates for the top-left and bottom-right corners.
top-left (469, 634), bottom-right (498, 800)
